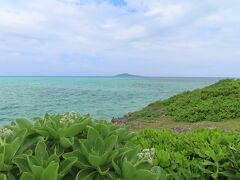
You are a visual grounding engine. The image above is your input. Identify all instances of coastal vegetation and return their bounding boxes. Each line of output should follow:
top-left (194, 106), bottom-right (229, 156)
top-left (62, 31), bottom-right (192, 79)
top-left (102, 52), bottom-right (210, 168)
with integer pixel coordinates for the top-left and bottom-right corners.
top-left (0, 112), bottom-right (240, 179)
top-left (0, 112), bottom-right (155, 180)
top-left (135, 128), bottom-right (240, 179)
top-left (1, 79), bottom-right (240, 179)
top-left (126, 79), bottom-right (240, 130)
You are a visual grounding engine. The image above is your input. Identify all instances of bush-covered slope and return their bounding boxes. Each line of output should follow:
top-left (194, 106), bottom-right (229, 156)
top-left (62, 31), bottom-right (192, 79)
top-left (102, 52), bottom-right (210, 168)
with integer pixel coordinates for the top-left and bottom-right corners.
top-left (130, 79), bottom-right (240, 122)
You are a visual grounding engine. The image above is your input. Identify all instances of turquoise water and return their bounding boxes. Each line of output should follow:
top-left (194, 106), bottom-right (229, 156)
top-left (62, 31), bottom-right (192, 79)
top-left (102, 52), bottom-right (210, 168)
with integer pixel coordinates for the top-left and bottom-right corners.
top-left (0, 77), bottom-right (221, 123)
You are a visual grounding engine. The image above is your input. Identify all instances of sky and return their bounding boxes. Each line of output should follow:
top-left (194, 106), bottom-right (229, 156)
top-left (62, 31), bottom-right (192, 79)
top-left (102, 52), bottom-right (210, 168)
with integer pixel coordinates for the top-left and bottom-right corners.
top-left (0, 0), bottom-right (240, 77)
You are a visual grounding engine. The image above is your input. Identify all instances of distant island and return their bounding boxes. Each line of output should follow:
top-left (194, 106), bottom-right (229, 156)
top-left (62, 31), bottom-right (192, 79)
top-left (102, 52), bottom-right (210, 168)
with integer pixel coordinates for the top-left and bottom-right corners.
top-left (114, 73), bottom-right (140, 77)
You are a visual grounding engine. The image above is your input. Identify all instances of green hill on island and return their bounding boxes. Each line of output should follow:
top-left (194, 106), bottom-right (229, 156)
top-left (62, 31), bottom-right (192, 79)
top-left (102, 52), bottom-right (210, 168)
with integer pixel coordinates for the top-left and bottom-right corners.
top-left (117, 79), bottom-right (240, 130)
top-left (114, 73), bottom-right (140, 77)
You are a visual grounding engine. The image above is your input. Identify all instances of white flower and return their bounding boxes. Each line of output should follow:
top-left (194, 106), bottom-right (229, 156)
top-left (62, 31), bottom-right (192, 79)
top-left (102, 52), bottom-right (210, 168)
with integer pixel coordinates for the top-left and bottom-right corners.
top-left (137, 152), bottom-right (144, 159)
top-left (0, 127), bottom-right (14, 137)
top-left (150, 148), bottom-right (155, 152)
top-left (60, 112), bottom-right (80, 124)
top-left (137, 148), bottom-right (155, 164)
top-left (142, 149), bottom-right (149, 153)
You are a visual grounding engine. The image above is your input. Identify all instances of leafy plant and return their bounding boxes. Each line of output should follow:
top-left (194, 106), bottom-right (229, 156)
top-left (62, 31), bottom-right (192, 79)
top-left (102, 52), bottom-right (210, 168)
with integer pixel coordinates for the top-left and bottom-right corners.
top-left (134, 128), bottom-right (240, 179)
top-left (0, 112), bottom-right (156, 180)
top-left (130, 79), bottom-right (240, 122)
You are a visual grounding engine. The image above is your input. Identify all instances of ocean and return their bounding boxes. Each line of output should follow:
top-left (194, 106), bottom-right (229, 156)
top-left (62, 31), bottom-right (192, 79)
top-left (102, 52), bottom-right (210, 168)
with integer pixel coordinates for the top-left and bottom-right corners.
top-left (0, 77), bottom-right (221, 123)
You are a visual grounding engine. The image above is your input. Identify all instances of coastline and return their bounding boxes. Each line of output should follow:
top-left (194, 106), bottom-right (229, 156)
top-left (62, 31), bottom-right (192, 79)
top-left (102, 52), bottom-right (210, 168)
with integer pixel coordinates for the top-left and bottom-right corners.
top-left (112, 79), bottom-right (240, 131)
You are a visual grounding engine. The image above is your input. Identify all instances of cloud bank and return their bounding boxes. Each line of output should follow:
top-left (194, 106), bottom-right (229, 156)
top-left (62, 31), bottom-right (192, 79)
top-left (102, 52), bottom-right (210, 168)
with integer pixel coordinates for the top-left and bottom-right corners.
top-left (0, 0), bottom-right (239, 76)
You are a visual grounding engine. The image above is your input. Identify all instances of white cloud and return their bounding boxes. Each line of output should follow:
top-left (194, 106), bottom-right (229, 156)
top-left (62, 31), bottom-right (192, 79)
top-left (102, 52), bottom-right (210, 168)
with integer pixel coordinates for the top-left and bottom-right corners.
top-left (0, 0), bottom-right (240, 76)
top-left (114, 26), bottom-right (146, 40)
top-left (0, 9), bottom-right (45, 27)
top-left (144, 4), bottom-right (184, 20)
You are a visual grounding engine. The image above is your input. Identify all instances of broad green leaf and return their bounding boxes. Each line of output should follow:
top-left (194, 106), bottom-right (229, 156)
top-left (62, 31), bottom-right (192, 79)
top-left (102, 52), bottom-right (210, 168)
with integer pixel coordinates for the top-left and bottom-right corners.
top-left (105, 135), bottom-right (118, 152)
top-left (156, 150), bottom-right (171, 168)
top-left (18, 137), bottom-right (43, 154)
top-left (122, 159), bottom-right (136, 179)
top-left (106, 172), bottom-right (119, 180)
top-left (62, 151), bottom-right (79, 159)
top-left (35, 141), bottom-right (48, 163)
top-left (59, 157), bottom-right (77, 178)
top-left (20, 172), bottom-right (35, 180)
top-left (33, 128), bottom-right (49, 136)
top-left (134, 169), bottom-right (156, 180)
top-left (32, 165), bottom-right (44, 178)
top-left (75, 169), bottom-right (96, 180)
top-left (4, 129), bottom-right (26, 163)
top-left (124, 147), bottom-right (139, 162)
top-left (135, 161), bottom-right (152, 170)
top-left (0, 153), bottom-right (4, 168)
top-left (5, 137), bottom-right (21, 162)
top-left (87, 127), bottom-right (100, 146)
top-left (48, 154), bottom-right (59, 164)
top-left (88, 154), bottom-right (102, 167)
top-left (112, 159), bottom-right (121, 175)
top-left (46, 125), bottom-right (58, 139)
top-left (27, 156), bottom-right (41, 169)
top-left (97, 166), bottom-right (109, 176)
top-left (96, 124), bottom-right (110, 137)
top-left (95, 137), bottom-right (105, 154)
top-left (95, 174), bottom-right (109, 180)
top-left (42, 162), bottom-right (59, 180)
top-left (64, 121), bottom-right (88, 137)
top-left (16, 118), bottom-right (33, 130)
top-left (64, 151), bottom-right (90, 168)
top-left (55, 145), bottom-right (64, 156)
top-left (79, 141), bottom-right (89, 158)
top-left (13, 156), bottom-right (31, 173)
top-left (60, 137), bottom-right (73, 148)
top-left (0, 174), bottom-right (7, 180)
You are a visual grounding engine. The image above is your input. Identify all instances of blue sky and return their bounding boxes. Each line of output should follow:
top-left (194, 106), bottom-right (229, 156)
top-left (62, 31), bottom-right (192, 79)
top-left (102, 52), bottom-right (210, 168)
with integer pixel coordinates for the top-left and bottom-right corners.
top-left (0, 0), bottom-right (240, 77)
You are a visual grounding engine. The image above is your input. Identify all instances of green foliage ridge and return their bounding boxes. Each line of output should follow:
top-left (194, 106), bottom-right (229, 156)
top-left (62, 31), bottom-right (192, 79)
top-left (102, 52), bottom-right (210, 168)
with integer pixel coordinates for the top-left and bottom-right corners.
top-left (130, 78), bottom-right (240, 122)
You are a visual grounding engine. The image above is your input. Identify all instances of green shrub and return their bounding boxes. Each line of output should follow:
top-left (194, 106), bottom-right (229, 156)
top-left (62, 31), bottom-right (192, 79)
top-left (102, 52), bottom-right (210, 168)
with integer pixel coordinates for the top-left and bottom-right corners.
top-left (134, 128), bottom-right (240, 179)
top-left (0, 112), bottom-right (156, 180)
top-left (2, 112), bottom-right (240, 179)
top-left (131, 79), bottom-right (240, 122)
top-left (163, 79), bottom-right (240, 122)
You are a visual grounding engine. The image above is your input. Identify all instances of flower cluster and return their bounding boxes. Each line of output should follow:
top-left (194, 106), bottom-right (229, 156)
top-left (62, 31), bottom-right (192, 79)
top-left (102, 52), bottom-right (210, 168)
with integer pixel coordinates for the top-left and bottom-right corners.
top-left (60, 112), bottom-right (80, 124)
top-left (137, 148), bottom-right (155, 164)
top-left (0, 127), bottom-right (14, 137)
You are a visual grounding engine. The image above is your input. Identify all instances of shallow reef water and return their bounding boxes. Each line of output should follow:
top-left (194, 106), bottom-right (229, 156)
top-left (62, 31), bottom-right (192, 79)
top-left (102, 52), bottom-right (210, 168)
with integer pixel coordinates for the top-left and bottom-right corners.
top-left (0, 76), bottom-right (221, 123)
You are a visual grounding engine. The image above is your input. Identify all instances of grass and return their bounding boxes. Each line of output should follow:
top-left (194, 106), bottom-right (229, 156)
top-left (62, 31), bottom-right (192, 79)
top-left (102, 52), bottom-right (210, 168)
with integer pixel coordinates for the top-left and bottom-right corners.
top-left (128, 117), bottom-right (240, 131)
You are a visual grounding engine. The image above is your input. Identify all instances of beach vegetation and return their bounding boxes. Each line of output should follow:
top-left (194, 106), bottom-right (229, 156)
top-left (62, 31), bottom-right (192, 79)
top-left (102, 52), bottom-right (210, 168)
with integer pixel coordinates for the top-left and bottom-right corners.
top-left (0, 112), bottom-right (155, 180)
top-left (130, 79), bottom-right (240, 122)
top-left (134, 128), bottom-right (240, 179)
top-left (0, 112), bottom-right (240, 179)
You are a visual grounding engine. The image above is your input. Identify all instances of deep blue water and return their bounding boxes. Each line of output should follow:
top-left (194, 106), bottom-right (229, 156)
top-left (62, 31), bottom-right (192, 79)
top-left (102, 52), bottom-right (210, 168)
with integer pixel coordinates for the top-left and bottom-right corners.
top-left (0, 77), bottom-right (221, 123)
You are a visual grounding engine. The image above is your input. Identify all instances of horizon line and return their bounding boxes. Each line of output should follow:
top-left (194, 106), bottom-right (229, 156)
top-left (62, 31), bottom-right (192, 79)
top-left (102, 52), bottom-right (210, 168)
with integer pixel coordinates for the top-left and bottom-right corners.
top-left (0, 75), bottom-right (233, 78)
